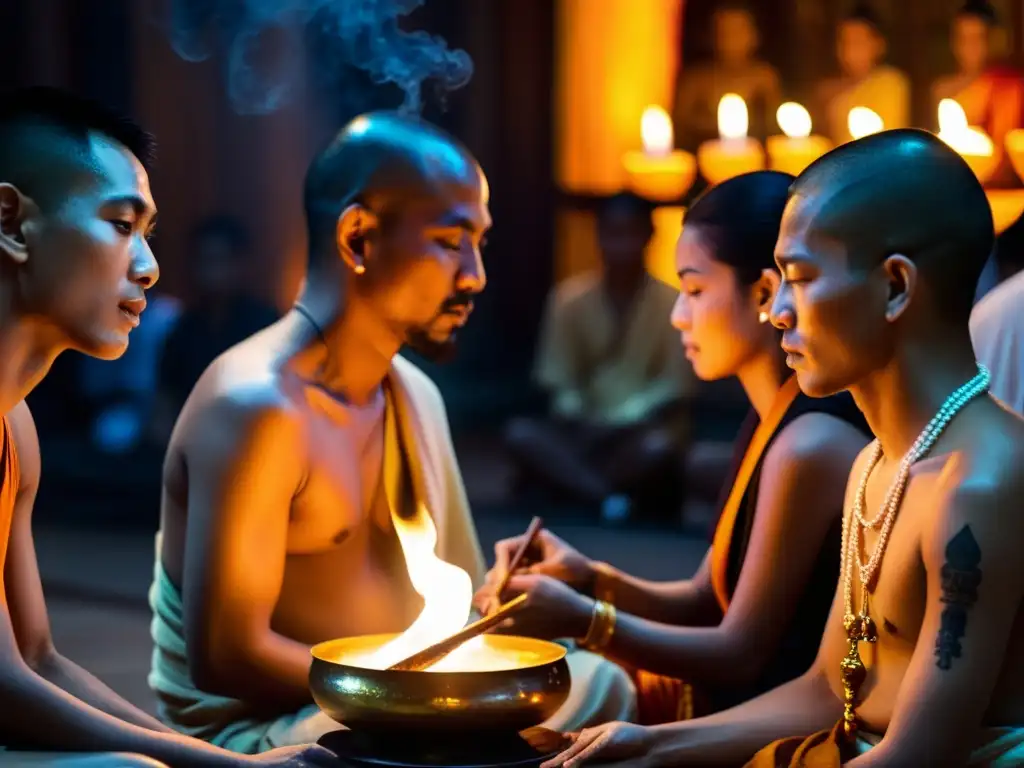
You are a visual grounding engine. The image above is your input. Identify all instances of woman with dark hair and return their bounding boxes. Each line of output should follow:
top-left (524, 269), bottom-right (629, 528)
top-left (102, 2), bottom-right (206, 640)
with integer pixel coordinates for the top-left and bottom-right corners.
top-left (475, 171), bottom-right (871, 723)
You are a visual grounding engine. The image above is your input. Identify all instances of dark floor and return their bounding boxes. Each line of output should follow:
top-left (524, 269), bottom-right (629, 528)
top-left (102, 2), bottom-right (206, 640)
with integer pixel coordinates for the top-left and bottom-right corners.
top-left (39, 433), bottom-right (716, 715)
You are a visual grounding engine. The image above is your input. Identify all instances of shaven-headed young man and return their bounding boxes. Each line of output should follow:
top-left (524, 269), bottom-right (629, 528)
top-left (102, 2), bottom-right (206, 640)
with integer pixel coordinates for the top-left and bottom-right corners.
top-left (0, 87), bottom-right (332, 767)
top-left (545, 129), bottom-right (1024, 767)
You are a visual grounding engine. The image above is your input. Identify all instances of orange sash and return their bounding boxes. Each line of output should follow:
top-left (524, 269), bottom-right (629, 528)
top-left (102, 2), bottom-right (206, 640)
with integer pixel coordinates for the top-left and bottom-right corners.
top-left (710, 376), bottom-right (801, 614)
top-left (0, 417), bottom-right (21, 576)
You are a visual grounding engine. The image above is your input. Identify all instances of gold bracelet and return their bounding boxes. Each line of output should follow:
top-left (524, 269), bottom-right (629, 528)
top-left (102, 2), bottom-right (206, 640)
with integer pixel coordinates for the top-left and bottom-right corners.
top-left (580, 600), bottom-right (616, 653)
top-left (591, 561), bottom-right (617, 606)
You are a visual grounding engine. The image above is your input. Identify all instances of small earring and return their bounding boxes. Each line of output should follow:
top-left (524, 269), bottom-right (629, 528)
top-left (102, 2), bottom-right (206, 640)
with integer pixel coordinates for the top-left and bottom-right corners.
top-left (758, 311), bottom-right (769, 324)
top-left (354, 263), bottom-right (366, 275)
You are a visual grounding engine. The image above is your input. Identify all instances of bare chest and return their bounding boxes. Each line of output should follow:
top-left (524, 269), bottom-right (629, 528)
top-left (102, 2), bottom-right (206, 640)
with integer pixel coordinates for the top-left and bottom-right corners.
top-left (287, 390), bottom-right (389, 553)
top-left (821, 462), bottom-right (943, 725)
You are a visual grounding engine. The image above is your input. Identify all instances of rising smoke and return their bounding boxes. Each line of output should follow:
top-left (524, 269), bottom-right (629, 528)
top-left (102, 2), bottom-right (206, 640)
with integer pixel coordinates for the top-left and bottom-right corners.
top-left (157, 0), bottom-right (473, 116)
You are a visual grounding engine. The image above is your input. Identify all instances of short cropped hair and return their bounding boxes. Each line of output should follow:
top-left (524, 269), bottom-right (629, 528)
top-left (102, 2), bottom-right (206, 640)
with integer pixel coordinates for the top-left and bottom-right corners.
top-left (0, 86), bottom-right (154, 208)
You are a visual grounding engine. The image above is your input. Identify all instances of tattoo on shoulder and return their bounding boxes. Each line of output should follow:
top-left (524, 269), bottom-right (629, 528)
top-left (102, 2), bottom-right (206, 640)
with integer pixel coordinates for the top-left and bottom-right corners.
top-left (935, 525), bottom-right (982, 671)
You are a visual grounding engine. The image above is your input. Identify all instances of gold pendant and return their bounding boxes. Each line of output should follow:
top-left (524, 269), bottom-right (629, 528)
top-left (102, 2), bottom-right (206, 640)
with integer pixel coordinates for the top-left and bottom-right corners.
top-left (839, 615), bottom-right (877, 739)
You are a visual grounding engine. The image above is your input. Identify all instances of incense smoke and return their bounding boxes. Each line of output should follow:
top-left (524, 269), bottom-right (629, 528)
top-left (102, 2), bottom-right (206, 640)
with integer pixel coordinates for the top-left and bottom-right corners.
top-left (160, 0), bottom-right (473, 115)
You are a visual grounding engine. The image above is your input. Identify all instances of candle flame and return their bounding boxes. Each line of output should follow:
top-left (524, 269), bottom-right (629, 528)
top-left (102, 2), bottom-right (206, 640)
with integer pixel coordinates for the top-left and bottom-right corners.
top-left (938, 99), bottom-right (969, 134)
top-left (937, 99), bottom-right (994, 157)
top-left (847, 107), bottom-right (884, 140)
top-left (718, 94), bottom-right (749, 140)
top-left (777, 102), bottom-right (812, 139)
top-left (641, 105), bottom-right (674, 156)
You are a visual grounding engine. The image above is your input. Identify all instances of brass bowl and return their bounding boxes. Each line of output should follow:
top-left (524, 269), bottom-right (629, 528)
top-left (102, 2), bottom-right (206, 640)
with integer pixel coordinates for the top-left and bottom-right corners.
top-left (309, 633), bottom-right (571, 733)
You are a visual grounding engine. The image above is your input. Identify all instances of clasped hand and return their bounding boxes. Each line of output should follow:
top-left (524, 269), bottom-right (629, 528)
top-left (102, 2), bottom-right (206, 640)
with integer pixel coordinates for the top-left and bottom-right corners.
top-left (472, 529), bottom-right (596, 640)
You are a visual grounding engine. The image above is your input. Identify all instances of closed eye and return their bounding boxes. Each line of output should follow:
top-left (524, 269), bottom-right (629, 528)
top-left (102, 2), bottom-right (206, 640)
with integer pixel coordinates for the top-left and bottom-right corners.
top-left (436, 239), bottom-right (462, 252)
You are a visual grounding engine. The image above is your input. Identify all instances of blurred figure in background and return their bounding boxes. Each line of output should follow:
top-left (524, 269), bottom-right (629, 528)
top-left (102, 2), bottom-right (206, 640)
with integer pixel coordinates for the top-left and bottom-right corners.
top-left (673, 2), bottom-right (781, 151)
top-left (79, 288), bottom-right (181, 454)
top-left (971, 210), bottom-right (1024, 413)
top-left (816, 4), bottom-right (910, 144)
top-left (932, 1), bottom-right (1024, 186)
top-left (151, 215), bottom-right (278, 441)
top-left (505, 193), bottom-right (696, 523)
top-left (971, 266), bottom-right (1024, 414)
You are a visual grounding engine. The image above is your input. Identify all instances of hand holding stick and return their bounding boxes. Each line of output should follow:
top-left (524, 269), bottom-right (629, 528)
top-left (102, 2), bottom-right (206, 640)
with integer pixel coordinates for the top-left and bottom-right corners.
top-left (488, 515), bottom-right (544, 614)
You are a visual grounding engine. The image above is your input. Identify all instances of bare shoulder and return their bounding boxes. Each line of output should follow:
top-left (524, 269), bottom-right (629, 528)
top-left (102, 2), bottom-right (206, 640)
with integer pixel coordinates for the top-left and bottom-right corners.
top-left (172, 343), bottom-right (303, 461)
top-left (924, 400), bottom-right (1024, 574)
top-left (764, 410), bottom-right (869, 476)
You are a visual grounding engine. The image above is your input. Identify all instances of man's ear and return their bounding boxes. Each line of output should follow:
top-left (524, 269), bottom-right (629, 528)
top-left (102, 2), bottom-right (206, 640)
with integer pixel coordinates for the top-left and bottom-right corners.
top-left (0, 184), bottom-right (31, 265)
top-left (753, 267), bottom-right (781, 313)
top-left (335, 204), bottom-right (380, 276)
top-left (881, 253), bottom-right (916, 323)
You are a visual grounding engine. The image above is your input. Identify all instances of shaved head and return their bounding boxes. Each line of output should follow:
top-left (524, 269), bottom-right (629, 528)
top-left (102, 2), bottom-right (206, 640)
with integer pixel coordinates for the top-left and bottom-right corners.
top-left (300, 111), bottom-right (490, 364)
top-left (789, 128), bottom-right (992, 322)
top-left (771, 129), bottom-right (993, 397)
top-left (303, 111), bottom-right (485, 263)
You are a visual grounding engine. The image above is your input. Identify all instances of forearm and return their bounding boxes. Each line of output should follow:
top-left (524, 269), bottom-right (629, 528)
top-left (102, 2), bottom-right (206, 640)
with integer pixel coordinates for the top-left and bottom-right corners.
top-left (205, 631), bottom-right (313, 711)
top-left (598, 563), bottom-right (719, 626)
top-left (34, 651), bottom-right (172, 732)
top-left (602, 613), bottom-right (755, 686)
top-left (0, 665), bottom-right (242, 767)
top-left (647, 670), bottom-right (842, 766)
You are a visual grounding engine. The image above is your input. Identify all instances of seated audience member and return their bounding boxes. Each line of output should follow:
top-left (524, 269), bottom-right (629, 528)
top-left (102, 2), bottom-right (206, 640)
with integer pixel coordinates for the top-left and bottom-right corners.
top-left (149, 112), bottom-right (636, 754)
top-left (816, 5), bottom-right (910, 144)
top-left (481, 171), bottom-right (869, 723)
top-left (673, 2), bottom-right (781, 151)
top-left (505, 192), bottom-right (697, 523)
top-left (545, 130), bottom-right (1024, 768)
top-left (971, 268), bottom-right (1024, 414)
top-left (0, 86), bottom-right (329, 767)
top-left (933, 0), bottom-right (1024, 185)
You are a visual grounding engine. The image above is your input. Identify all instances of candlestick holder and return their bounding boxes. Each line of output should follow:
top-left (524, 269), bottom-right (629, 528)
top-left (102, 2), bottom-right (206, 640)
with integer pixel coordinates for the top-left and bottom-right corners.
top-left (624, 149), bottom-right (697, 203)
top-left (766, 136), bottom-right (832, 177)
top-left (697, 138), bottom-right (765, 186)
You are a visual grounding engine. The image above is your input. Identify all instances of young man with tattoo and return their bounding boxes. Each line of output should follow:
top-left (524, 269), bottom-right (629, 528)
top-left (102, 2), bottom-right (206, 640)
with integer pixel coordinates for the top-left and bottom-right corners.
top-left (544, 129), bottom-right (1024, 767)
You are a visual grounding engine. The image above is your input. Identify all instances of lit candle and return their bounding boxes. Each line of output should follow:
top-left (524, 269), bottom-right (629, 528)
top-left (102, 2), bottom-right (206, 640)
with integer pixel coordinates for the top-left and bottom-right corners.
top-left (696, 94), bottom-right (765, 185)
top-left (766, 102), bottom-right (833, 176)
top-left (937, 99), bottom-right (997, 185)
top-left (621, 106), bottom-right (693, 287)
top-left (847, 107), bottom-right (884, 141)
top-left (623, 106), bottom-right (697, 202)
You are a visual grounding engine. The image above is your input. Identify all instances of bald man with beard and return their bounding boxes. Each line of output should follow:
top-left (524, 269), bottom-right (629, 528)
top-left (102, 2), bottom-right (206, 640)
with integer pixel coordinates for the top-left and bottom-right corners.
top-left (542, 130), bottom-right (1024, 767)
top-left (148, 112), bottom-right (636, 753)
